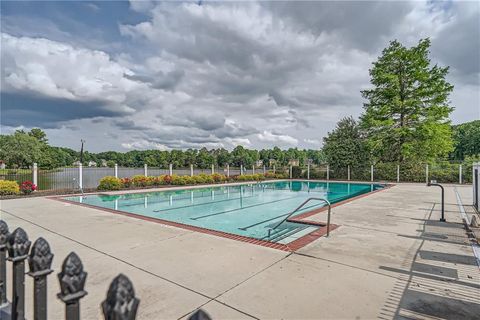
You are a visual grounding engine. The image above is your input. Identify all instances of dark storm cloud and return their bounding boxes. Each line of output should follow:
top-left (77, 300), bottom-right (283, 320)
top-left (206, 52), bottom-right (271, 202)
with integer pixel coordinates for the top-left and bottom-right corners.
top-left (0, 91), bottom-right (128, 128)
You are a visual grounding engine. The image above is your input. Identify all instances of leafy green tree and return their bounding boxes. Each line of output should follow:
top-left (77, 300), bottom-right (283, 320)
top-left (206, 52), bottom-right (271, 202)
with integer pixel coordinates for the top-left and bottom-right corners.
top-left (451, 120), bottom-right (480, 160)
top-left (0, 132), bottom-right (43, 168)
top-left (323, 117), bottom-right (369, 170)
top-left (361, 39), bottom-right (454, 163)
top-left (28, 128), bottom-right (48, 144)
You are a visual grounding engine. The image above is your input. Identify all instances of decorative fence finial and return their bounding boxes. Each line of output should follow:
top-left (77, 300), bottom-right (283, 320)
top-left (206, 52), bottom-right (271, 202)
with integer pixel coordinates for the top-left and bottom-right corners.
top-left (57, 252), bottom-right (87, 302)
top-left (102, 273), bottom-right (140, 320)
top-left (6, 227), bottom-right (31, 261)
top-left (188, 309), bottom-right (212, 320)
top-left (29, 237), bottom-right (54, 276)
top-left (0, 220), bottom-right (9, 249)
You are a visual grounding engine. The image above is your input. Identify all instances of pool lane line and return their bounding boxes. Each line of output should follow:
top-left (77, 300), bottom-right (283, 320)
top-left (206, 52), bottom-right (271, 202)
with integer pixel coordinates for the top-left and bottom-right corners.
top-left (189, 195), bottom-right (302, 220)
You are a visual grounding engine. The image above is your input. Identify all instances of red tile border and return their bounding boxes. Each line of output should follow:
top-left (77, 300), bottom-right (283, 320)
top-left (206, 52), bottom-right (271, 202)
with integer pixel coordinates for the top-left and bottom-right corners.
top-left (50, 183), bottom-right (392, 252)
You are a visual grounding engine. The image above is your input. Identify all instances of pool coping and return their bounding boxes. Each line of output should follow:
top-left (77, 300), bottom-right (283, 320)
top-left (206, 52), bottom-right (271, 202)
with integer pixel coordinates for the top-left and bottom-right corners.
top-left (50, 181), bottom-right (393, 252)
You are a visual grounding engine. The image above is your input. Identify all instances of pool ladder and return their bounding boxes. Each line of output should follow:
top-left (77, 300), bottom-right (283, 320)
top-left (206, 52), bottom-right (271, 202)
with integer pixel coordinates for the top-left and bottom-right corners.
top-left (267, 197), bottom-right (331, 239)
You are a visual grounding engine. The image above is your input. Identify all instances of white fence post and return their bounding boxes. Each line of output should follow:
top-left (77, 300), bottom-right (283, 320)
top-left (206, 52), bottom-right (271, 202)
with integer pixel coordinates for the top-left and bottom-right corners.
top-left (169, 163), bottom-right (173, 176)
top-left (425, 164), bottom-right (429, 184)
top-left (114, 163), bottom-right (118, 178)
top-left (227, 164), bottom-right (230, 177)
top-left (79, 163), bottom-right (83, 190)
top-left (347, 165), bottom-right (350, 181)
top-left (326, 164), bottom-right (330, 181)
top-left (144, 163), bottom-right (148, 177)
top-left (273, 165), bottom-right (276, 174)
top-left (459, 164), bottom-right (462, 184)
top-left (190, 164), bottom-right (194, 177)
top-left (396, 164), bottom-right (400, 183)
top-left (252, 165), bottom-right (255, 175)
top-left (32, 163), bottom-right (38, 189)
top-left (289, 165), bottom-right (292, 179)
top-left (370, 165), bottom-right (374, 182)
top-left (307, 163), bottom-right (310, 180)
top-left (211, 164), bottom-right (215, 175)
top-left (240, 164), bottom-right (243, 175)
top-left (263, 165), bottom-right (266, 174)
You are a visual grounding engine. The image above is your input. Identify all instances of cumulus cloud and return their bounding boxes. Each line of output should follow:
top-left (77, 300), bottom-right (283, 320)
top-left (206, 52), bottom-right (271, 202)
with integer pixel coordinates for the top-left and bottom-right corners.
top-left (1, 1), bottom-right (478, 152)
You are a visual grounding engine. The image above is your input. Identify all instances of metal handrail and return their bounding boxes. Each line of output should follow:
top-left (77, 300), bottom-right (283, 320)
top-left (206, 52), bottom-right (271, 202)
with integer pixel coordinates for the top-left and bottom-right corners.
top-left (267, 197), bottom-right (331, 238)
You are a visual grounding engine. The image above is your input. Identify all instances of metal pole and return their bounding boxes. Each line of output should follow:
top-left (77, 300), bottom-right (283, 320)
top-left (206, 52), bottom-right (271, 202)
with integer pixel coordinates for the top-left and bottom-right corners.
top-left (78, 163), bottom-right (83, 190)
top-left (28, 237), bottom-right (54, 320)
top-left (0, 220), bottom-right (9, 306)
top-left (425, 164), bottom-right (429, 184)
top-left (397, 164), bottom-right (400, 183)
top-left (459, 164), bottom-right (462, 184)
top-left (33, 163), bottom-right (38, 188)
top-left (307, 163), bottom-right (310, 180)
top-left (370, 165), bottom-right (374, 182)
top-left (7, 228), bottom-right (32, 320)
top-left (347, 165), bottom-right (350, 181)
top-left (427, 182), bottom-right (445, 222)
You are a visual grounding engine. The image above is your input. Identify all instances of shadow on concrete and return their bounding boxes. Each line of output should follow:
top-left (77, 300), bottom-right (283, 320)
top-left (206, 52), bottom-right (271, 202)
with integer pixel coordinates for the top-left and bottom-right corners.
top-left (418, 250), bottom-right (477, 266)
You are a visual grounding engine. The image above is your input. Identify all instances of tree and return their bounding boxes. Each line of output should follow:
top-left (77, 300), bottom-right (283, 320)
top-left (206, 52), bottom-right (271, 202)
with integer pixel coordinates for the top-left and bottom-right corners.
top-left (0, 132), bottom-right (43, 168)
top-left (28, 128), bottom-right (48, 144)
top-left (361, 39), bottom-right (454, 163)
top-left (323, 117), bottom-right (369, 170)
top-left (451, 120), bottom-right (480, 160)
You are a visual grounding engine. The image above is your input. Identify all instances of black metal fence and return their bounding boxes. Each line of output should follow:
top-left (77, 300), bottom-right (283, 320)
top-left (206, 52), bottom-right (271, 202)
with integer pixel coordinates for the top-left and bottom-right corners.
top-left (0, 220), bottom-right (211, 320)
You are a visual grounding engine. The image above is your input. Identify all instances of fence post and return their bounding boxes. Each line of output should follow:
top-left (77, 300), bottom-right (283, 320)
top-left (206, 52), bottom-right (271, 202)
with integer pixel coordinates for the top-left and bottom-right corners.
top-left (397, 164), bottom-right (400, 183)
top-left (190, 164), bottom-right (194, 177)
top-left (240, 164), bottom-right (243, 175)
top-left (263, 165), bottom-right (266, 174)
top-left (273, 165), bottom-right (276, 174)
top-left (307, 163), bottom-right (310, 180)
top-left (347, 165), bottom-right (350, 181)
top-left (0, 220), bottom-right (9, 306)
top-left (114, 164), bottom-right (118, 178)
top-left (58, 252), bottom-right (87, 320)
top-left (144, 164), bottom-right (148, 177)
top-left (28, 237), bottom-right (54, 320)
top-left (459, 164), bottom-right (463, 184)
top-left (326, 164), bottom-right (330, 181)
top-left (289, 165), bottom-right (292, 179)
top-left (227, 164), bottom-right (230, 177)
top-left (252, 165), bottom-right (255, 175)
top-left (78, 163), bottom-right (83, 190)
top-left (425, 164), bottom-right (429, 184)
top-left (33, 163), bottom-right (38, 189)
top-left (370, 165), bottom-right (374, 182)
top-left (211, 164), bottom-right (215, 175)
top-left (169, 164), bottom-right (173, 176)
top-left (102, 274), bottom-right (139, 320)
top-left (7, 227), bottom-right (32, 320)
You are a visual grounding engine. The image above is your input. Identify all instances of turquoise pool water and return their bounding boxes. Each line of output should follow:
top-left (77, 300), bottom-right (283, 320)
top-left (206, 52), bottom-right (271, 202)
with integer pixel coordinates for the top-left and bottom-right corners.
top-left (65, 181), bottom-right (383, 243)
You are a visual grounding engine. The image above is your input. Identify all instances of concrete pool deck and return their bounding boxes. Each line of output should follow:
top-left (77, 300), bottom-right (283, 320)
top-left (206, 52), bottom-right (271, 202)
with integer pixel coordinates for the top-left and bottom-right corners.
top-left (1, 183), bottom-right (479, 319)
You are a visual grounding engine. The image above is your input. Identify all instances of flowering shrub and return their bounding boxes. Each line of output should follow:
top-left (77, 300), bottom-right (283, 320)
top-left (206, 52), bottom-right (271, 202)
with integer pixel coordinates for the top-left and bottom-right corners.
top-left (20, 181), bottom-right (37, 194)
top-left (131, 175), bottom-right (149, 187)
top-left (98, 176), bottom-right (122, 190)
top-left (162, 175), bottom-right (172, 184)
top-left (0, 180), bottom-right (20, 195)
top-left (120, 177), bottom-right (132, 188)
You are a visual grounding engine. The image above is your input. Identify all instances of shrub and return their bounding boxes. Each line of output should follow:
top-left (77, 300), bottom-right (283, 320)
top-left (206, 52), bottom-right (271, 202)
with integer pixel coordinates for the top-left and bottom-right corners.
top-left (183, 176), bottom-right (195, 185)
top-left (171, 175), bottom-right (187, 185)
top-left (131, 175), bottom-right (148, 187)
top-left (193, 175), bottom-right (206, 184)
top-left (0, 180), bottom-right (20, 195)
top-left (98, 176), bottom-right (122, 190)
top-left (20, 180), bottom-right (37, 194)
top-left (212, 173), bottom-right (227, 183)
top-left (162, 175), bottom-right (172, 184)
top-left (120, 177), bottom-right (132, 188)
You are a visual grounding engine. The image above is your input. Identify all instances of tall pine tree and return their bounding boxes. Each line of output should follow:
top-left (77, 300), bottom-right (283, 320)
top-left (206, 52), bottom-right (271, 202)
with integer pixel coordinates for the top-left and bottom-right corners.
top-left (361, 39), bottom-right (454, 163)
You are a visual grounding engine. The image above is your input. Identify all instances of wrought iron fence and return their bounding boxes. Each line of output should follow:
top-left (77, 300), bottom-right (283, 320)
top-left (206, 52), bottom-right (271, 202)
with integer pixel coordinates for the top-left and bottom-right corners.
top-left (0, 220), bottom-right (211, 320)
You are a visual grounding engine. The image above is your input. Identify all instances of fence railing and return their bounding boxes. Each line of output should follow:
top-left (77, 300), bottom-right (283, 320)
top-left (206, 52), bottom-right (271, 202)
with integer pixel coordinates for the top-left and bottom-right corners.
top-left (0, 161), bottom-right (475, 193)
top-left (0, 220), bottom-right (211, 320)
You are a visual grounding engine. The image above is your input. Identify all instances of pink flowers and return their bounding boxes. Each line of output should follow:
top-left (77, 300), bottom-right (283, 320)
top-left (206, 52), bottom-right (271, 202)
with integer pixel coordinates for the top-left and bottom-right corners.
top-left (20, 181), bottom-right (37, 194)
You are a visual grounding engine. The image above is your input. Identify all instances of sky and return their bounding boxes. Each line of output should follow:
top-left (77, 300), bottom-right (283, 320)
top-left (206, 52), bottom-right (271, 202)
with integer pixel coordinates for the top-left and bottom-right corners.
top-left (1, 0), bottom-right (479, 153)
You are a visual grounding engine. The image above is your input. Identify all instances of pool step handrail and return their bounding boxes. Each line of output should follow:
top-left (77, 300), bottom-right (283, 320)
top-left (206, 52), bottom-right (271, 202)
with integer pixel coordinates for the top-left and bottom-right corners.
top-left (267, 197), bottom-right (331, 238)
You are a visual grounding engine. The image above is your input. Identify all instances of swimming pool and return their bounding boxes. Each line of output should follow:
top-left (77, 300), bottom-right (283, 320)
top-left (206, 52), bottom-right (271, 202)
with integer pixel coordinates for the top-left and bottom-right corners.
top-left (63, 181), bottom-right (384, 249)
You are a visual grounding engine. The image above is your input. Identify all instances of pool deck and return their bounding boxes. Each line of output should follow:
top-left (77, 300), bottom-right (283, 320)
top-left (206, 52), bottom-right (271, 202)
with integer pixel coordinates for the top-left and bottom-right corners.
top-left (1, 183), bottom-right (479, 319)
